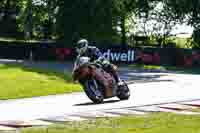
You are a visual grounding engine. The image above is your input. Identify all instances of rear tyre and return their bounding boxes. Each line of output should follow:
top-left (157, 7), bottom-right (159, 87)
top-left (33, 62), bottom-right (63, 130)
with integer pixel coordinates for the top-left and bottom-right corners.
top-left (117, 81), bottom-right (130, 100)
top-left (83, 79), bottom-right (104, 104)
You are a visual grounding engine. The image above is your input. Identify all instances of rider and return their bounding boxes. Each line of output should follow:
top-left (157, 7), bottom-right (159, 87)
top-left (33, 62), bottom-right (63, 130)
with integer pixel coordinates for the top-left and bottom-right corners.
top-left (75, 39), bottom-right (123, 86)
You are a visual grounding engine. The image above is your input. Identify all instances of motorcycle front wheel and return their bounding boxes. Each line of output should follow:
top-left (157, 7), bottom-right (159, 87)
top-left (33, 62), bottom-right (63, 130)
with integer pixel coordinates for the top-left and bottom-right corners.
top-left (83, 79), bottom-right (104, 104)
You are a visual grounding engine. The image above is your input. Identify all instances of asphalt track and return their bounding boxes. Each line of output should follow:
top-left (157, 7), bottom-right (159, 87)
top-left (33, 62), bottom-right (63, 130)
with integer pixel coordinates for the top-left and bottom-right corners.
top-left (0, 60), bottom-right (200, 123)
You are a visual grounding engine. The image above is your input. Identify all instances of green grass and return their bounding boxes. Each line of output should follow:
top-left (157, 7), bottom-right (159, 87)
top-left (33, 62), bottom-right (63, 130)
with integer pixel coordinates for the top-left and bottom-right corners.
top-left (0, 64), bottom-right (82, 100)
top-left (129, 64), bottom-right (165, 70)
top-left (174, 37), bottom-right (191, 48)
top-left (22, 113), bottom-right (200, 133)
top-left (129, 64), bottom-right (200, 74)
top-left (165, 66), bottom-right (200, 74)
top-left (0, 37), bottom-right (22, 42)
top-left (0, 37), bottom-right (56, 43)
top-left (192, 108), bottom-right (200, 113)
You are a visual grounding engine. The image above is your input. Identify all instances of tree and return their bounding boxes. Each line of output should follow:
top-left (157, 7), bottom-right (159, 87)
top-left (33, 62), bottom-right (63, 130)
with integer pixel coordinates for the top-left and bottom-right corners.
top-left (166, 0), bottom-right (200, 48)
top-left (134, 1), bottom-right (181, 47)
top-left (64, 0), bottom-right (118, 45)
top-left (16, 0), bottom-right (64, 39)
top-left (112, 0), bottom-right (137, 44)
top-left (0, 0), bottom-right (17, 19)
top-left (0, 0), bottom-right (19, 37)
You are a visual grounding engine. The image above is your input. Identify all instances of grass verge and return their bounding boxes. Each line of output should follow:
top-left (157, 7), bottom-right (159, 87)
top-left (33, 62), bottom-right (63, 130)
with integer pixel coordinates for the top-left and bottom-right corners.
top-left (129, 64), bottom-right (200, 74)
top-left (0, 64), bottom-right (81, 100)
top-left (22, 113), bottom-right (200, 133)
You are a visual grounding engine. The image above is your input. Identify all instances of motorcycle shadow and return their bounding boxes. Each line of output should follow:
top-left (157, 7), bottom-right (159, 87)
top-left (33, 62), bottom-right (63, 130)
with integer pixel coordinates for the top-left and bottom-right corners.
top-left (74, 99), bottom-right (120, 106)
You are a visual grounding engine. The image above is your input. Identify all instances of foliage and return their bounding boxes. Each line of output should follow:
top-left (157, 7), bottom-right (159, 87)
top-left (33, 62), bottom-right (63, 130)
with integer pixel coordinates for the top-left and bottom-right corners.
top-left (134, 1), bottom-right (181, 47)
top-left (1, 0), bottom-right (200, 48)
top-left (10, 0), bottom-right (140, 45)
top-left (64, 0), bottom-right (113, 44)
top-left (16, 0), bottom-right (64, 39)
top-left (166, 0), bottom-right (200, 48)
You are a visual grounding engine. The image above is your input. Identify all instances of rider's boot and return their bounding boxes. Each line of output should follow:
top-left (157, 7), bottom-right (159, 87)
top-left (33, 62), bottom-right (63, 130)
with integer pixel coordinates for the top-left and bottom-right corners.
top-left (112, 70), bottom-right (124, 87)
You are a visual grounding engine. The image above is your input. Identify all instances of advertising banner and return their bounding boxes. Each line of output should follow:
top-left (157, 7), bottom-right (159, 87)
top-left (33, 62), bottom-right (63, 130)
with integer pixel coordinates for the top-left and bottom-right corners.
top-left (0, 41), bottom-right (200, 67)
top-left (102, 49), bottom-right (135, 62)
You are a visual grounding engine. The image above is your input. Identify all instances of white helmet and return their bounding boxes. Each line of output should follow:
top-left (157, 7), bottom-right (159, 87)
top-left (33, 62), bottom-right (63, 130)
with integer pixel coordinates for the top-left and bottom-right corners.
top-left (76, 39), bottom-right (88, 54)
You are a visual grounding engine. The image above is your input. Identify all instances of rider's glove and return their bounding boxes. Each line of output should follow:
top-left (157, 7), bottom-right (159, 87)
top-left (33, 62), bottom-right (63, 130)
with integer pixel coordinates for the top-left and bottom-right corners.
top-left (97, 56), bottom-right (105, 62)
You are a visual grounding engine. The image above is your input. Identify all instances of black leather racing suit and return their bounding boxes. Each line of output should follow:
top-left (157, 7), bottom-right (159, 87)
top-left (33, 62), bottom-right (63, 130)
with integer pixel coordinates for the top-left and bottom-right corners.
top-left (78, 46), bottom-right (121, 83)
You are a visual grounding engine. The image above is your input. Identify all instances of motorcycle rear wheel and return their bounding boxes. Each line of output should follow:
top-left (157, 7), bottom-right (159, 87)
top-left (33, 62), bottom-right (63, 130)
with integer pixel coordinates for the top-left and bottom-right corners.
top-left (117, 81), bottom-right (130, 100)
top-left (84, 79), bottom-right (104, 104)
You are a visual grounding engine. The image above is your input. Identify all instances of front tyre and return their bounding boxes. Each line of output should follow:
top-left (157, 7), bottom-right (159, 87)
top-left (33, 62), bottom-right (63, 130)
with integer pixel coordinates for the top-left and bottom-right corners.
top-left (84, 79), bottom-right (104, 104)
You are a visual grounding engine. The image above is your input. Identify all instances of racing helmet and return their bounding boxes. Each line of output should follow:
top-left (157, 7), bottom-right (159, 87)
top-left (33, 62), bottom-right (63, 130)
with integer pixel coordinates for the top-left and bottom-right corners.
top-left (76, 39), bottom-right (88, 54)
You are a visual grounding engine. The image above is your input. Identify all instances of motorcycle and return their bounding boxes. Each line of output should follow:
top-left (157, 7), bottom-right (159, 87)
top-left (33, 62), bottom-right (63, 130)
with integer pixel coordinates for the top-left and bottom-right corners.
top-left (72, 56), bottom-right (130, 104)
